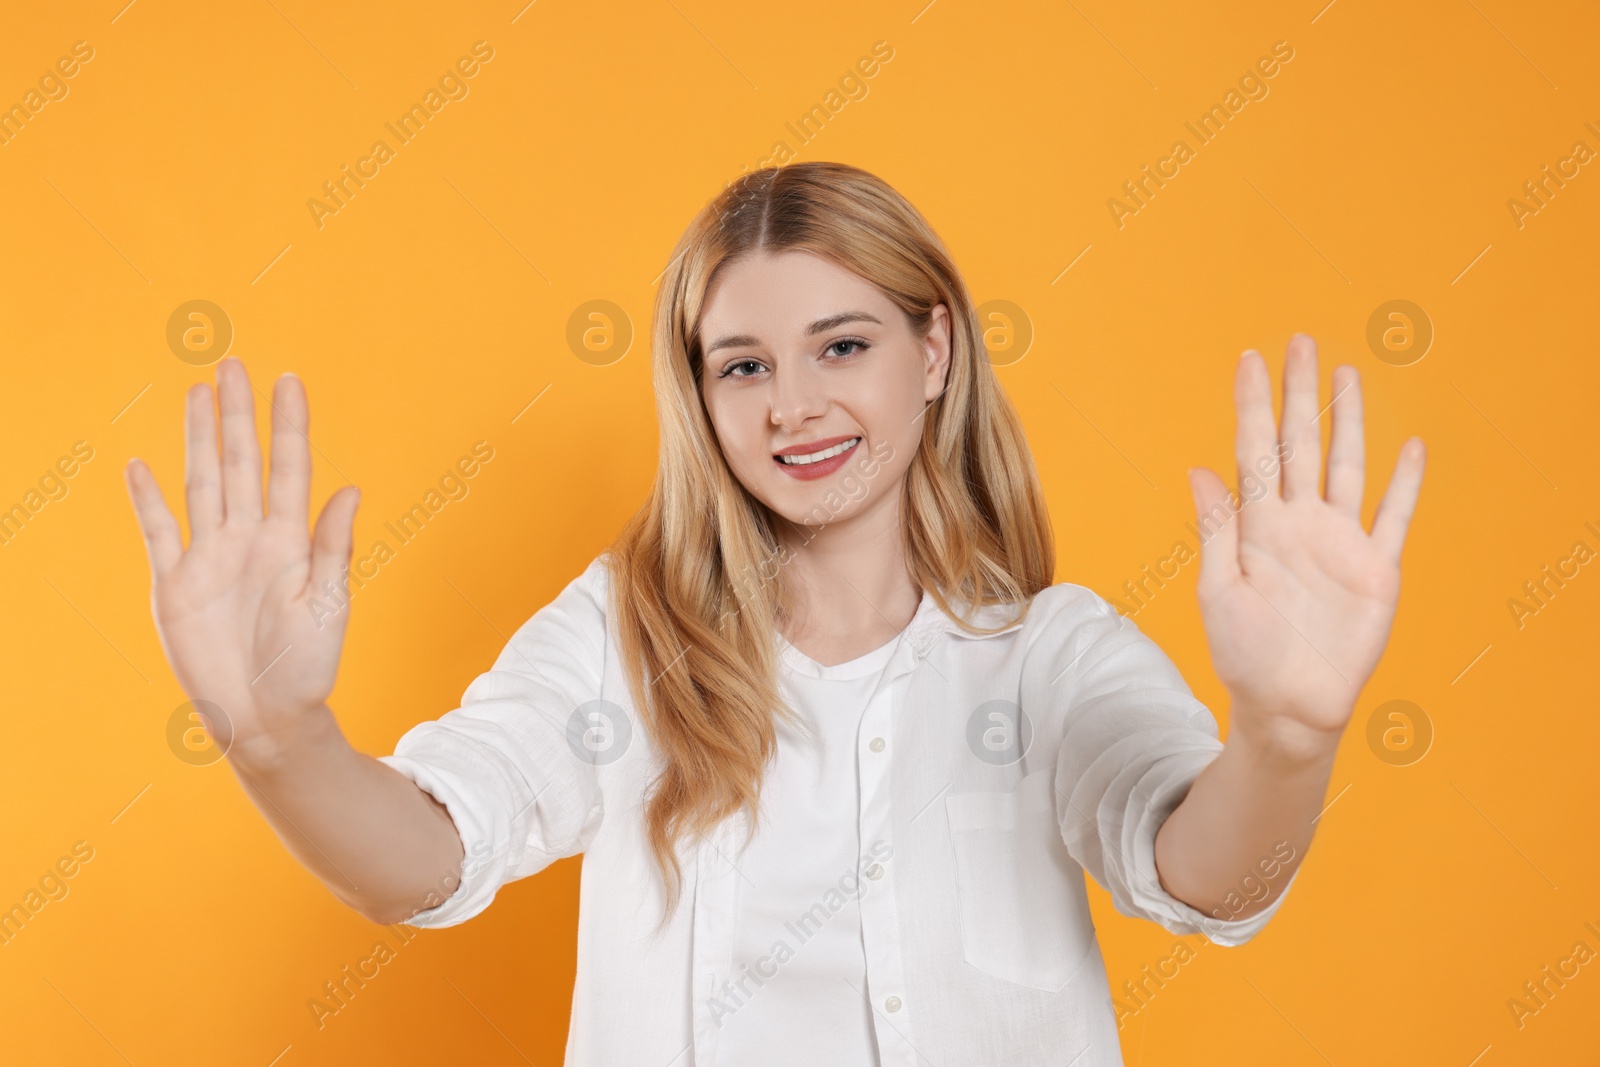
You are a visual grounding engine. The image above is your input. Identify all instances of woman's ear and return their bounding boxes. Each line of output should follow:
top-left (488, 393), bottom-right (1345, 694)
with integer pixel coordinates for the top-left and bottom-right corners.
top-left (923, 303), bottom-right (953, 403)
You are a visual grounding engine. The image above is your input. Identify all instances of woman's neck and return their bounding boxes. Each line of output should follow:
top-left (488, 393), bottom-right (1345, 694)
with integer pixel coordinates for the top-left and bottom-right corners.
top-left (774, 500), bottom-right (921, 667)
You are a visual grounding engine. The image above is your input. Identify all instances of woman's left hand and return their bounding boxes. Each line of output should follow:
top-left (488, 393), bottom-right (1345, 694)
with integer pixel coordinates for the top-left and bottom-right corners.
top-left (1186, 333), bottom-right (1427, 764)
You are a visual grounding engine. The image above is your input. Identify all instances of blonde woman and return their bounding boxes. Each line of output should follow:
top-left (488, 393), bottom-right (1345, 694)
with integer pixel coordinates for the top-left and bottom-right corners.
top-left (124, 161), bottom-right (1425, 1065)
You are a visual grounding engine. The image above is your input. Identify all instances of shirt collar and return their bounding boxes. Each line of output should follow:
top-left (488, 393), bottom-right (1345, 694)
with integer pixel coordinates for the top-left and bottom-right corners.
top-left (770, 586), bottom-right (1031, 670)
top-left (906, 586), bottom-right (1030, 654)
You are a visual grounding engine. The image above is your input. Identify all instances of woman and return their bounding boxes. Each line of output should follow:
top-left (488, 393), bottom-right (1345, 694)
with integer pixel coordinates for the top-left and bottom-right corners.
top-left (123, 161), bottom-right (1425, 1065)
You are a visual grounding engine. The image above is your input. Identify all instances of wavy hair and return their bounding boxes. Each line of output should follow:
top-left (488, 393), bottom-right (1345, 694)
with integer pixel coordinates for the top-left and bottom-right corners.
top-left (605, 161), bottom-right (1056, 925)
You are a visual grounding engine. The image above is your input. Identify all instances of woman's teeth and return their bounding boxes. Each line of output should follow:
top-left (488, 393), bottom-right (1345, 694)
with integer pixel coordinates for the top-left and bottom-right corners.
top-left (777, 436), bottom-right (861, 465)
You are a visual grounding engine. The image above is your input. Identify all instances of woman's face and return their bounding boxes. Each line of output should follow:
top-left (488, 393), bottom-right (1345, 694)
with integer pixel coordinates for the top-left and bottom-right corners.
top-left (698, 249), bottom-right (951, 536)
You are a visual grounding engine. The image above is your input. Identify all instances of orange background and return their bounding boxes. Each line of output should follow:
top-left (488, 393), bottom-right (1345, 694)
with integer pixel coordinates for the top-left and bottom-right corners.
top-left (2, 1), bottom-right (1597, 1063)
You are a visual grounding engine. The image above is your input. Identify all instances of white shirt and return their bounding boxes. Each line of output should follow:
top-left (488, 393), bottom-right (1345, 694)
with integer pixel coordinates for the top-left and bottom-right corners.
top-left (380, 553), bottom-right (1299, 1067)
top-left (715, 628), bottom-right (904, 1064)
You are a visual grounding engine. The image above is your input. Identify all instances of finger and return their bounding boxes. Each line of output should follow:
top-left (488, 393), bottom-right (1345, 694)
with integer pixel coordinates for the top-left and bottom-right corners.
top-left (1188, 466), bottom-right (1241, 596)
top-left (185, 382), bottom-right (223, 539)
top-left (1278, 333), bottom-right (1322, 502)
top-left (1371, 437), bottom-right (1426, 564)
top-left (1234, 350), bottom-right (1280, 510)
top-left (309, 486), bottom-right (360, 609)
top-left (267, 372), bottom-right (312, 530)
top-left (124, 458), bottom-right (184, 578)
top-left (1324, 364), bottom-right (1365, 518)
top-left (217, 357), bottom-right (264, 524)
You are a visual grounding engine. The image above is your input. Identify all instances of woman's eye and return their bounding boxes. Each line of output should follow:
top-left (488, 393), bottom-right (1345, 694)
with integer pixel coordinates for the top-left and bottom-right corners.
top-left (717, 339), bottom-right (868, 379)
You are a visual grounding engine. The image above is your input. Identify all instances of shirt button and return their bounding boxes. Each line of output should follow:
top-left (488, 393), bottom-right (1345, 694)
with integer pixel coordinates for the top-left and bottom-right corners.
top-left (869, 737), bottom-right (885, 752)
top-left (866, 863), bottom-right (884, 880)
top-left (885, 995), bottom-right (902, 1013)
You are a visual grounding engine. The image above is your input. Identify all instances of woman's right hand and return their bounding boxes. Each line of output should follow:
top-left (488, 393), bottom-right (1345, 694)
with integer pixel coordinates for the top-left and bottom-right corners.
top-left (125, 357), bottom-right (361, 768)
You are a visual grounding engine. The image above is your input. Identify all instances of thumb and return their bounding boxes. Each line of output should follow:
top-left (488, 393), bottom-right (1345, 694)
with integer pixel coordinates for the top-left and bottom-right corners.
top-left (310, 486), bottom-right (360, 605)
top-left (1187, 467), bottom-right (1240, 595)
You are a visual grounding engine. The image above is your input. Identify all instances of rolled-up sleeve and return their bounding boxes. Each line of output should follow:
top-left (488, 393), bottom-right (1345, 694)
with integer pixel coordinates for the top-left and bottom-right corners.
top-left (1048, 590), bottom-right (1299, 946)
top-left (378, 557), bottom-right (611, 928)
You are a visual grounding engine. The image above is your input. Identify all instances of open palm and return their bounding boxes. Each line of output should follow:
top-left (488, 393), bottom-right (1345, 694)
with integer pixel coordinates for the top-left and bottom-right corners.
top-left (1187, 334), bottom-right (1426, 760)
top-left (125, 359), bottom-right (360, 759)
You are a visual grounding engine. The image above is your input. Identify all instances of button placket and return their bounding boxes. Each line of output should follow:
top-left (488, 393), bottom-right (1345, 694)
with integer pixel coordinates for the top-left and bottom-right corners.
top-left (690, 810), bottom-right (746, 1066)
top-left (855, 633), bottom-right (926, 1066)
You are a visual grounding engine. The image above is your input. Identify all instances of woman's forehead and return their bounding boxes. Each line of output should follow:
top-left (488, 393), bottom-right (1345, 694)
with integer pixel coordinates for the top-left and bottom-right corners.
top-left (700, 253), bottom-right (888, 335)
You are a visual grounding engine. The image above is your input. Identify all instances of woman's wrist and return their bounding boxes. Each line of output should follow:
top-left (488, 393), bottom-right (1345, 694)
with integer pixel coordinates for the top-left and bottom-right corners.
top-left (226, 702), bottom-right (349, 781)
top-left (1225, 695), bottom-right (1346, 772)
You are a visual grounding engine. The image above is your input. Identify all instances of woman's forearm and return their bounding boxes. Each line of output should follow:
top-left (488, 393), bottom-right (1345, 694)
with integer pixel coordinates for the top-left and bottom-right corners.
top-left (227, 704), bottom-right (466, 925)
top-left (1152, 716), bottom-right (1337, 924)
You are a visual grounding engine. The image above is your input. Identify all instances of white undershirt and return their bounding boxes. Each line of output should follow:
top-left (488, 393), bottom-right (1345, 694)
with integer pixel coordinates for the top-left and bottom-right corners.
top-left (714, 627), bottom-right (908, 1064)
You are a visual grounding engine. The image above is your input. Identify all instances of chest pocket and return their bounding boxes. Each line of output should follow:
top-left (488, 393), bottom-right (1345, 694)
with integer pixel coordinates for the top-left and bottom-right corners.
top-left (944, 765), bottom-right (1098, 992)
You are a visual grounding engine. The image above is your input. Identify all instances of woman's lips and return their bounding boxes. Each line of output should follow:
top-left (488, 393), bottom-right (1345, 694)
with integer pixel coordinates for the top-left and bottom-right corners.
top-left (773, 436), bottom-right (861, 481)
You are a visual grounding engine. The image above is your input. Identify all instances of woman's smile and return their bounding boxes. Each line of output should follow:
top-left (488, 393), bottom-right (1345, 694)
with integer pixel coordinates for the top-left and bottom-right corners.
top-left (773, 434), bottom-right (862, 479)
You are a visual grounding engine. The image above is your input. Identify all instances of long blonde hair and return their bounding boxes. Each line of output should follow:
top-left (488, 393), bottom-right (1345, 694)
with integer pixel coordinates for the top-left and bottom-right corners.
top-left (606, 161), bottom-right (1055, 922)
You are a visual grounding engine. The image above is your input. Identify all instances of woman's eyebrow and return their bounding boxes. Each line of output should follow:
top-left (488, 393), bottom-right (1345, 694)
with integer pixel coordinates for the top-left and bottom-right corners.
top-left (704, 311), bottom-right (883, 357)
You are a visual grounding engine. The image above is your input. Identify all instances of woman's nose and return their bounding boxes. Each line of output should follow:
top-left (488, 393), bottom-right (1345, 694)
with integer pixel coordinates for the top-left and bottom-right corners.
top-left (768, 360), bottom-right (829, 429)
